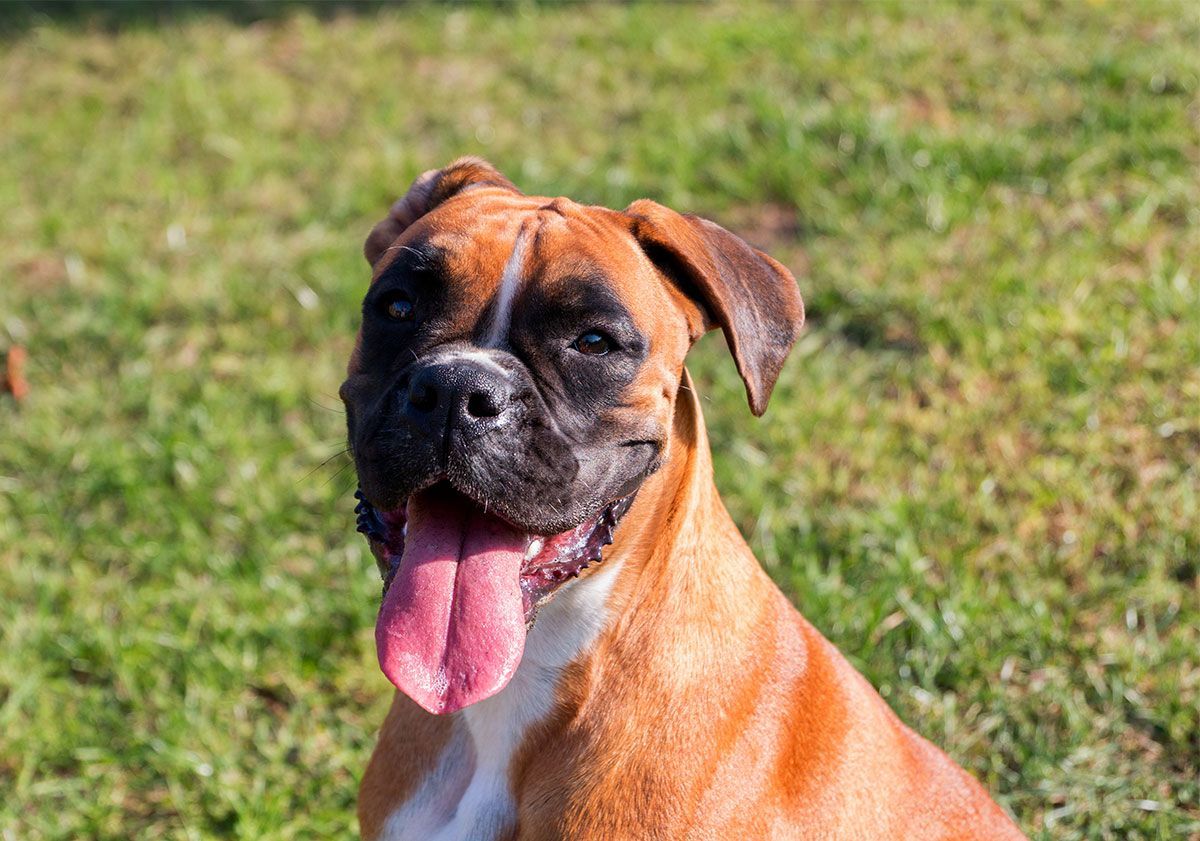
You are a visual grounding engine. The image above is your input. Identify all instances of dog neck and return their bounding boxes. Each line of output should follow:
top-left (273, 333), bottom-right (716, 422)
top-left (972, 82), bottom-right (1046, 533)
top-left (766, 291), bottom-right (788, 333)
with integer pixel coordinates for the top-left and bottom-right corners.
top-left (514, 369), bottom-right (783, 723)
top-left (602, 369), bottom-right (775, 620)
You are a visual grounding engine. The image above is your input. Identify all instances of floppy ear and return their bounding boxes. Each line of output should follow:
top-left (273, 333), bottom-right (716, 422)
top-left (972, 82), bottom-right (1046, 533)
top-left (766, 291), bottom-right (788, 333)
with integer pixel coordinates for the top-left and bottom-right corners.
top-left (624, 199), bottom-right (805, 416)
top-left (364, 157), bottom-right (519, 267)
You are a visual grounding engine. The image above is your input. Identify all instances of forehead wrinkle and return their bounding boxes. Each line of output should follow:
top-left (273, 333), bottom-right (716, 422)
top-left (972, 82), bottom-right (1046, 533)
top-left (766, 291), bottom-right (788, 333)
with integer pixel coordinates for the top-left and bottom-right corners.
top-left (538, 219), bottom-right (661, 317)
top-left (560, 203), bottom-right (645, 266)
top-left (372, 242), bottom-right (444, 285)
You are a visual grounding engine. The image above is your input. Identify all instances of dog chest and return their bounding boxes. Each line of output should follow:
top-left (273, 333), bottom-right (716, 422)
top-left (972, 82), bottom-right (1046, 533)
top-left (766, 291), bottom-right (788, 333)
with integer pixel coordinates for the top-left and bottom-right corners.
top-left (377, 563), bottom-right (620, 841)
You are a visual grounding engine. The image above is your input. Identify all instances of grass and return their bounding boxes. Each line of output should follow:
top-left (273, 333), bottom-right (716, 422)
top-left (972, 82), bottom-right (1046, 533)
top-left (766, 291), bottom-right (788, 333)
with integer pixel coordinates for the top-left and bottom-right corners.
top-left (1, 2), bottom-right (1197, 838)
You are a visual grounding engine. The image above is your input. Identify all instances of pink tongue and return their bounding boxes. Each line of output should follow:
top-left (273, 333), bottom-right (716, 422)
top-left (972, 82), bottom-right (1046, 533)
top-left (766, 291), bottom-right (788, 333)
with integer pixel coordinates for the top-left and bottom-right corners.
top-left (375, 488), bottom-right (527, 714)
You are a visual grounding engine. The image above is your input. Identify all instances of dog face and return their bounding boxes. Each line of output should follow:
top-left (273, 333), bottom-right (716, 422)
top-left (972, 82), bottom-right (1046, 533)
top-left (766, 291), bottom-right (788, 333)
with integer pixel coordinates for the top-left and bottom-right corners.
top-left (339, 158), bottom-right (803, 714)
top-left (343, 190), bottom-right (684, 535)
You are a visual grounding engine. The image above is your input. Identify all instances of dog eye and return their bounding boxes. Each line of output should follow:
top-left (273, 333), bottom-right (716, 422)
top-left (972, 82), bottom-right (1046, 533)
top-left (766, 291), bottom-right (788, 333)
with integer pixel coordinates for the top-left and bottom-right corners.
top-left (572, 331), bottom-right (613, 356)
top-left (380, 292), bottom-right (415, 322)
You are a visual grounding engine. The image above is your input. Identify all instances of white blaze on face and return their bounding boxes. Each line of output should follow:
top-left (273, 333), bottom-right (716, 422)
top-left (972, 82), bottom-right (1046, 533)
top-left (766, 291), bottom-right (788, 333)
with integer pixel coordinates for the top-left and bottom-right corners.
top-left (483, 228), bottom-right (531, 349)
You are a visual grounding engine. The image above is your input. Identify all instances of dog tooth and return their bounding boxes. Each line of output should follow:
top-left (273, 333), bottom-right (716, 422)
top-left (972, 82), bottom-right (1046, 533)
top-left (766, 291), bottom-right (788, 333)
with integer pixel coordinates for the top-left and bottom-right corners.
top-left (525, 538), bottom-right (544, 561)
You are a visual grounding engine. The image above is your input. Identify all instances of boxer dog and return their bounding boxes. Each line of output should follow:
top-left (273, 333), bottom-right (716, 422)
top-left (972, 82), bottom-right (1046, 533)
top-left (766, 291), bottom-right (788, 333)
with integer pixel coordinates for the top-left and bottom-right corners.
top-left (340, 158), bottom-right (1025, 840)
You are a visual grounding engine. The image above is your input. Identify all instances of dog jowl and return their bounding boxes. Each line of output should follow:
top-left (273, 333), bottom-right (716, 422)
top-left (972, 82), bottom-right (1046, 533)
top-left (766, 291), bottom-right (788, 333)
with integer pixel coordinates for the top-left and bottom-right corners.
top-left (339, 158), bottom-right (802, 715)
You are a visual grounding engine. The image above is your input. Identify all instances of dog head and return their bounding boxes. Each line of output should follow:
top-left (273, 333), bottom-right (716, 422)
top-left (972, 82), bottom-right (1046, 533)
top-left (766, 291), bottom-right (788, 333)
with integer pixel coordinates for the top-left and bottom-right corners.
top-left (340, 158), bottom-right (803, 713)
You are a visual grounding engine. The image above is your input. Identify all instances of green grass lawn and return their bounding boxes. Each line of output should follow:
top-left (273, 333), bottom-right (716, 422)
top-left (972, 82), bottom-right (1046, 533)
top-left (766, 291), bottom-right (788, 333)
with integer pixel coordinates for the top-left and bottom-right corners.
top-left (1, 3), bottom-right (1197, 838)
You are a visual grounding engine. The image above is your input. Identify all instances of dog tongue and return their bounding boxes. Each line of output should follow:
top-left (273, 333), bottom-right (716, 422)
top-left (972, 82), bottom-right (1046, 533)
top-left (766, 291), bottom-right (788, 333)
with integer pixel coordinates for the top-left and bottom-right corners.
top-left (375, 488), bottom-right (527, 714)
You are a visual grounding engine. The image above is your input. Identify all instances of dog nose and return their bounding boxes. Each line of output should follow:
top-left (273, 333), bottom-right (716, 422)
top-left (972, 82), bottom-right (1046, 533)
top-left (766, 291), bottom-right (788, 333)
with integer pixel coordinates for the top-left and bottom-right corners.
top-left (404, 359), bottom-right (514, 435)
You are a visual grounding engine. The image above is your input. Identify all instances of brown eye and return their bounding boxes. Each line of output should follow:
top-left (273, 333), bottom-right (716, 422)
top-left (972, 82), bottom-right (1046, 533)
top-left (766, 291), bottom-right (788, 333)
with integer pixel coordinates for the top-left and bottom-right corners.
top-left (381, 293), bottom-right (415, 322)
top-left (572, 331), bottom-right (612, 356)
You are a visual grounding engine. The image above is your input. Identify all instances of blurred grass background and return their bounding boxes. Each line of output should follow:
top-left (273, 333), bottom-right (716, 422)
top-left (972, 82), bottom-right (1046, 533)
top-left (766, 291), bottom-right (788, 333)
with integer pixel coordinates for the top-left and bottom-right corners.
top-left (1, 2), bottom-right (1197, 839)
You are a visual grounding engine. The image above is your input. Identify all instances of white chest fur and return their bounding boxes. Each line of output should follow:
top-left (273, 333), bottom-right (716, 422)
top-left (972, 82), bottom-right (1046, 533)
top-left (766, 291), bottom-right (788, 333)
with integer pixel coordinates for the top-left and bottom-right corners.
top-left (378, 561), bottom-right (621, 841)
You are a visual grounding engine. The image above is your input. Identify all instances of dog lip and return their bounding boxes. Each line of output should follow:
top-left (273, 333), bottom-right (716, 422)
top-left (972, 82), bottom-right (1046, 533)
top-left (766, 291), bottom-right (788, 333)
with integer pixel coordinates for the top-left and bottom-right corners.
top-left (353, 484), bottom-right (636, 623)
top-left (516, 491), bottom-right (636, 619)
top-left (365, 468), bottom-right (595, 537)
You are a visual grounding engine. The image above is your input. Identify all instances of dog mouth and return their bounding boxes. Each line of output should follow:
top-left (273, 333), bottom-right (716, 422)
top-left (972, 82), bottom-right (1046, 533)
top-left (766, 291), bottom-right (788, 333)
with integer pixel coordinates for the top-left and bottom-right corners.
top-left (354, 482), bottom-right (633, 714)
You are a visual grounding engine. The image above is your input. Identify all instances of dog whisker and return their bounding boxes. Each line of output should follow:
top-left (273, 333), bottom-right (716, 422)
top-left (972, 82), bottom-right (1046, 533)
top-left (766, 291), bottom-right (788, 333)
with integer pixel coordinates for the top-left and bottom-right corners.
top-left (320, 459), bottom-right (356, 489)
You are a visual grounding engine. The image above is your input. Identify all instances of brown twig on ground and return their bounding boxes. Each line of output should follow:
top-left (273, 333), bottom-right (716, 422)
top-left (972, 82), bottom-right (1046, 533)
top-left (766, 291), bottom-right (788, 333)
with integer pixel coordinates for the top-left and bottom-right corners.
top-left (4, 345), bottom-right (29, 401)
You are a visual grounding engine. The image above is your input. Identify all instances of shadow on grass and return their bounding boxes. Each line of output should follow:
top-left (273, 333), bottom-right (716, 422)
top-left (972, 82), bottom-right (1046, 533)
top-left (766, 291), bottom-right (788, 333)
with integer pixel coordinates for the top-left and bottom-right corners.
top-left (0, 0), bottom-right (517, 38)
top-left (804, 287), bottom-right (927, 355)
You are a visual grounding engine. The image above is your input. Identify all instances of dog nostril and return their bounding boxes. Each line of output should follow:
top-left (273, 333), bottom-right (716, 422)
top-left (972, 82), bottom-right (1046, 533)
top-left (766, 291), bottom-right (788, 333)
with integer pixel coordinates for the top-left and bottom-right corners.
top-left (409, 382), bottom-right (438, 413)
top-left (466, 391), bottom-right (501, 419)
